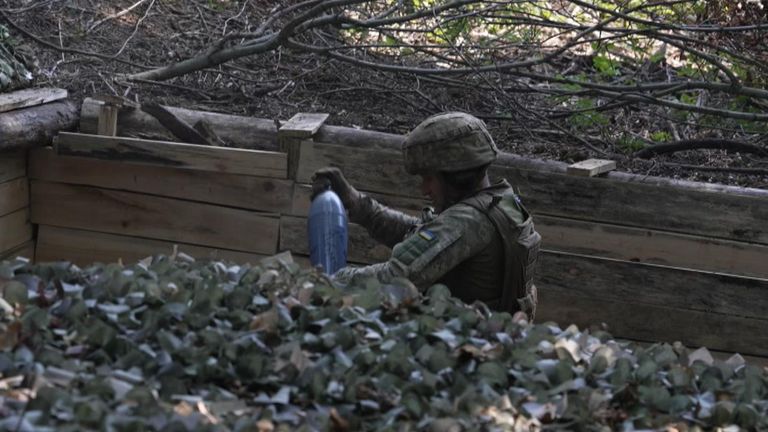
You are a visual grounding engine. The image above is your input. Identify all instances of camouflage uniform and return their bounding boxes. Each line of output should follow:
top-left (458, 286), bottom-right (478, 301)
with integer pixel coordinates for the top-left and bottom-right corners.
top-left (332, 112), bottom-right (541, 317)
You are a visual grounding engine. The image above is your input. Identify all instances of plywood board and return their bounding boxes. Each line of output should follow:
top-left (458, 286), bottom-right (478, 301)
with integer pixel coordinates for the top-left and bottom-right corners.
top-left (0, 150), bottom-right (26, 183)
top-left (30, 148), bottom-right (294, 214)
top-left (0, 177), bottom-right (29, 217)
top-left (55, 132), bottom-right (288, 178)
top-left (0, 88), bottom-right (68, 114)
top-left (279, 113), bottom-right (329, 138)
top-left (31, 181), bottom-right (279, 255)
top-left (295, 141), bottom-right (420, 197)
top-left (0, 209), bottom-right (32, 254)
top-left (35, 226), bottom-right (273, 266)
top-left (536, 291), bottom-right (768, 357)
top-left (538, 251), bottom-right (768, 320)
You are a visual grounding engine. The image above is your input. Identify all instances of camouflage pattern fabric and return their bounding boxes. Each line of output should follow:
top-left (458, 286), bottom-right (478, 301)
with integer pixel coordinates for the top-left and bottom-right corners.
top-left (334, 180), bottom-right (539, 314)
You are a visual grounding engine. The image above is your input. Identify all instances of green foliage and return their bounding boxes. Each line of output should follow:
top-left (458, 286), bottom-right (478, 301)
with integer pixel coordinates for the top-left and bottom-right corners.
top-left (650, 131), bottom-right (671, 142)
top-left (617, 134), bottom-right (647, 153)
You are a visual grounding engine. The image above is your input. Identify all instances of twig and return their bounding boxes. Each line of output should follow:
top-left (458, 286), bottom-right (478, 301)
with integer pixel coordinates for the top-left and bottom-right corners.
top-left (113, 0), bottom-right (156, 58)
top-left (87, 0), bottom-right (151, 33)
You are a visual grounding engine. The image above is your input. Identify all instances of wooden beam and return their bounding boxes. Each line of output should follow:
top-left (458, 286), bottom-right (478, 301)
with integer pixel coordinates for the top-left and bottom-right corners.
top-left (29, 148), bottom-right (294, 214)
top-left (141, 102), bottom-right (213, 145)
top-left (0, 150), bottom-right (26, 183)
top-left (54, 132), bottom-right (288, 178)
top-left (35, 225), bottom-right (273, 266)
top-left (536, 215), bottom-right (768, 279)
top-left (290, 183), bottom-right (425, 218)
top-left (30, 181), bottom-right (280, 255)
top-left (80, 97), bottom-right (279, 151)
top-left (279, 113), bottom-right (329, 139)
top-left (536, 292), bottom-right (768, 357)
top-left (566, 159), bottom-right (616, 177)
top-left (1, 240), bottom-right (34, 261)
top-left (279, 215), bottom-right (392, 265)
top-left (0, 88), bottom-right (68, 114)
top-left (0, 209), bottom-right (32, 254)
top-left (538, 251), bottom-right (768, 321)
top-left (96, 103), bottom-right (119, 136)
top-left (0, 177), bottom-right (28, 217)
top-left (296, 141), bottom-right (420, 197)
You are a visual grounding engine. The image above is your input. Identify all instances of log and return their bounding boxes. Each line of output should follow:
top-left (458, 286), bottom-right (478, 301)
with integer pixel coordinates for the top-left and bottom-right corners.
top-left (0, 100), bottom-right (78, 151)
top-left (29, 148), bottom-right (294, 214)
top-left (80, 98), bottom-right (278, 150)
top-left (30, 181), bottom-right (280, 255)
top-left (141, 102), bottom-right (213, 146)
top-left (0, 88), bottom-right (68, 114)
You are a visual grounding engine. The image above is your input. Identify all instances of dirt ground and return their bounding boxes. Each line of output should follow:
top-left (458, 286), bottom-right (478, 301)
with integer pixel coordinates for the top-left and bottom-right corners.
top-left (5, 0), bottom-right (767, 189)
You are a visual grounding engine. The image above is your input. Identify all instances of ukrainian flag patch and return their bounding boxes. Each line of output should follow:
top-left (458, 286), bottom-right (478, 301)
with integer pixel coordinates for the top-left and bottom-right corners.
top-left (418, 229), bottom-right (436, 241)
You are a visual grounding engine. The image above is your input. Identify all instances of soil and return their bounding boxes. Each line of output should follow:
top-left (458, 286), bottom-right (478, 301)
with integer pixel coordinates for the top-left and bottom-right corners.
top-left (5, 0), bottom-right (767, 189)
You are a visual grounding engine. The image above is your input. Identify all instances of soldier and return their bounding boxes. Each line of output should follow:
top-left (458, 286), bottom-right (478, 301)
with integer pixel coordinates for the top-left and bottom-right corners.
top-left (313, 112), bottom-right (541, 318)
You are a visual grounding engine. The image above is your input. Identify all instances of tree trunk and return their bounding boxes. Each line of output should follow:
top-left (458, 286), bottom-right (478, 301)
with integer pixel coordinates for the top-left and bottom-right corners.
top-left (0, 100), bottom-right (78, 151)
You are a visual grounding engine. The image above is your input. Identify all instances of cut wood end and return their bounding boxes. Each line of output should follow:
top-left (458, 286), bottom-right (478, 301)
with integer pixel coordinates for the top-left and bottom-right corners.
top-left (567, 159), bottom-right (617, 177)
top-left (279, 113), bottom-right (330, 138)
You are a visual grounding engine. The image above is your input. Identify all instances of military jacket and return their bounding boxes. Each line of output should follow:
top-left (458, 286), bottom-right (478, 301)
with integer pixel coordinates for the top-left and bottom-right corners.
top-left (333, 180), bottom-right (541, 317)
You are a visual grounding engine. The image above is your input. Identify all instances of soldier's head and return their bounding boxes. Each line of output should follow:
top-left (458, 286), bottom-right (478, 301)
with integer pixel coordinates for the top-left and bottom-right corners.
top-left (403, 112), bottom-right (498, 211)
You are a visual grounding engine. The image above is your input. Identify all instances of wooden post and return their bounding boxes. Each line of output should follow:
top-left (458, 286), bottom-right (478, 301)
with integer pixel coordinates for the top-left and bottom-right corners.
top-left (278, 113), bottom-right (329, 180)
top-left (97, 102), bottom-right (119, 136)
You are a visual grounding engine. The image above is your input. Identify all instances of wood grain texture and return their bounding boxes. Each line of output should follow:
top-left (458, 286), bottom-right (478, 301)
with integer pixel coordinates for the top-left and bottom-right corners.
top-left (55, 132), bottom-right (288, 178)
top-left (279, 215), bottom-right (392, 265)
top-left (30, 148), bottom-right (294, 214)
top-left (0, 240), bottom-right (34, 261)
top-left (536, 291), bottom-right (768, 357)
top-left (290, 183), bottom-right (425, 217)
top-left (0, 177), bottom-right (29, 217)
top-left (279, 113), bottom-right (329, 138)
top-left (296, 141), bottom-right (421, 197)
top-left (80, 98), bottom-right (279, 151)
top-left (489, 163), bottom-right (768, 244)
top-left (0, 100), bottom-right (78, 151)
top-left (537, 215), bottom-right (768, 278)
top-left (0, 209), bottom-right (32, 254)
top-left (0, 88), bottom-right (68, 114)
top-left (35, 225), bottom-right (272, 266)
top-left (537, 251), bottom-right (768, 320)
top-left (31, 181), bottom-right (279, 255)
top-left (566, 159), bottom-right (616, 177)
top-left (0, 150), bottom-right (26, 183)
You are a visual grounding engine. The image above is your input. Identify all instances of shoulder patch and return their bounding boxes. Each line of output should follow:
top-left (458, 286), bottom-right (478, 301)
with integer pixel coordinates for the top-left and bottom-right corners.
top-left (392, 226), bottom-right (461, 270)
top-left (418, 229), bottom-right (436, 241)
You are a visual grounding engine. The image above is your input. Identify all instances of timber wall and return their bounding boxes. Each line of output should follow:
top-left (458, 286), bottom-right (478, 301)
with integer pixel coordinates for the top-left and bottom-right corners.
top-left (0, 150), bottom-right (33, 260)
top-left (24, 98), bottom-right (768, 358)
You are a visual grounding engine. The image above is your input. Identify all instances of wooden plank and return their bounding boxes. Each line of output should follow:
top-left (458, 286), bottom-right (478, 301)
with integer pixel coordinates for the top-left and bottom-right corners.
top-left (0, 88), bottom-right (68, 114)
top-left (30, 181), bottom-right (279, 255)
top-left (279, 215), bottom-right (392, 265)
top-left (35, 226), bottom-right (274, 266)
top-left (0, 209), bottom-right (32, 253)
top-left (536, 292), bottom-right (768, 357)
top-left (566, 159), bottom-right (616, 177)
top-left (490, 163), bottom-right (768, 245)
top-left (0, 150), bottom-right (26, 183)
top-left (290, 183), bottom-right (425, 217)
top-left (0, 177), bottom-right (29, 217)
top-left (97, 104), bottom-right (118, 136)
top-left (29, 147), bottom-right (294, 214)
top-left (537, 215), bottom-right (768, 279)
top-left (54, 132), bottom-right (288, 179)
top-left (538, 251), bottom-right (768, 320)
top-left (279, 113), bottom-right (329, 139)
top-left (0, 240), bottom-right (34, 261)
top-left (295, 141), bottom-right (421, 197)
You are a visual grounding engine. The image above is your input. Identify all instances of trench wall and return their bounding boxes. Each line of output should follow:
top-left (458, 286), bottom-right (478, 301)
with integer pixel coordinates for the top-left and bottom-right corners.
top-left (22, 98), bottom-right (768, 358)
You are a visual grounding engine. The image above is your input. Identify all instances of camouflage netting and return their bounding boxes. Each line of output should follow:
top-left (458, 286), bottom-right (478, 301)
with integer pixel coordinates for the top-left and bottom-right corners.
top-left (0, 254), bottom-right (766, 431)
top-left (0, 24), bottom-right (31, 91)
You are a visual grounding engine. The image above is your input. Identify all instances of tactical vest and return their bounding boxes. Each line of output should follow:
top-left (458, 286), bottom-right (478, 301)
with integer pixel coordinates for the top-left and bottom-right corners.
top-left (461, 185), bottom-right (541, 319)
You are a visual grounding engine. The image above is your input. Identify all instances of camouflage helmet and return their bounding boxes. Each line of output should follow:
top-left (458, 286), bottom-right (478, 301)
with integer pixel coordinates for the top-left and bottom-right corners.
top-left (402, 112), bottom-right (499, 174)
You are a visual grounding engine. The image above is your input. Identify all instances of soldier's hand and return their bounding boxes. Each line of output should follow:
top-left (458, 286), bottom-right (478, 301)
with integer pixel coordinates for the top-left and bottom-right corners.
top-left (311, 167), bottom-right (360, 207)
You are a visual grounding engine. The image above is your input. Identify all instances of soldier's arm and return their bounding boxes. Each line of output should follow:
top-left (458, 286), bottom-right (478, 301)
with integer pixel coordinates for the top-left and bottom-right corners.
top-left (348, 193), bottom-right (421, 248)
top-left (334, 204), bottom-right (494, 288)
